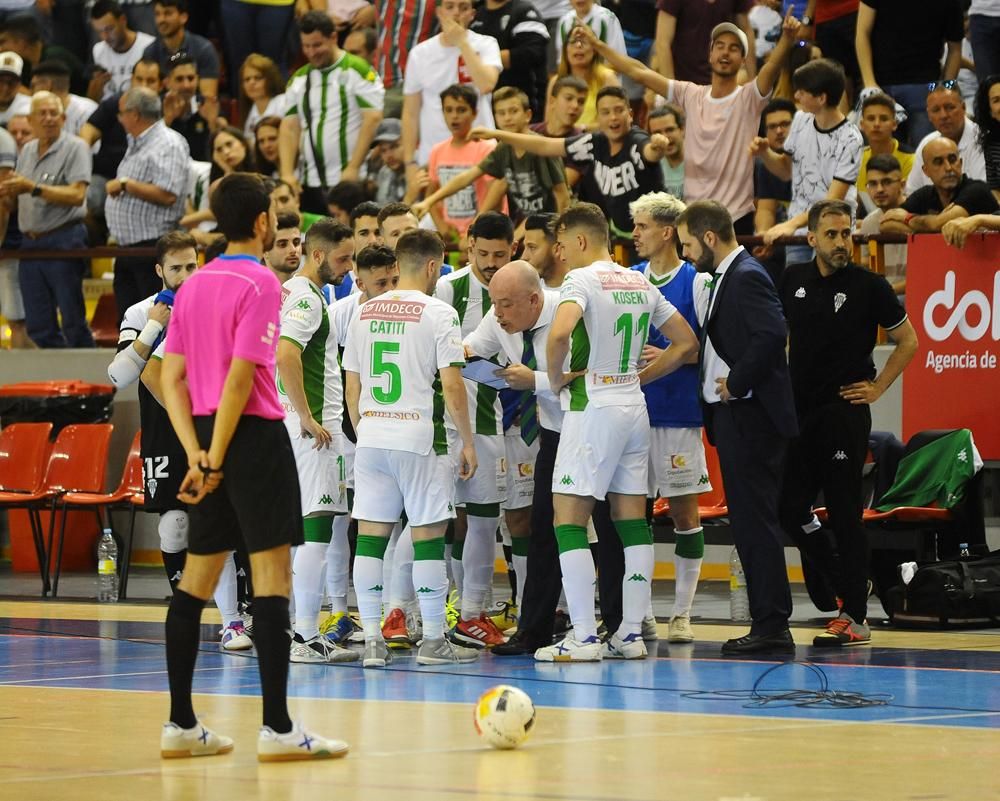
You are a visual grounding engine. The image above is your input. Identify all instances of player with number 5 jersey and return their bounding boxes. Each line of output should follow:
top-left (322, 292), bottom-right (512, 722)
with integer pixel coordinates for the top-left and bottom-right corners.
top-left (344, 229), bottom-right (481, 669)
top-left (541, 203), bottom-right (698, 663)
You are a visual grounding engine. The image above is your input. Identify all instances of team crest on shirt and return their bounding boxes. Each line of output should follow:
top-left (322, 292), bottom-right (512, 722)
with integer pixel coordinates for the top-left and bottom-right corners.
top-left (795, 287), bottom-right (806, 298)
top-left (517, 462), bottom-right (534, 478)
top-left (834, 292), bottom-right (847, 313)
top-left (148, 478), bottom-right (158, 498)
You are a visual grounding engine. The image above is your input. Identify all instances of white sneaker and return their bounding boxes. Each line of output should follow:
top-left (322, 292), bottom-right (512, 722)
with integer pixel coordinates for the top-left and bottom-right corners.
top-left (604, 632), bottom-right (647, 660)
top-left (667, 614), bottom-right (695, 643)
top-left (257, 721), bottom-right (349, 762)
top-left (221, 622), bottom-right (253, 651)
top-left (363, 637), bottom-right (391, 668)
top-left (290, 634), bottom-right (359, 664)
top-left (534, 635), bottom-right (603, 662)
top-left (161, 721), bottom-right (234, 758)
top-left (641, 615), bottom-right (659, 642)
top-left (416, 637), bottom-right (480, 665)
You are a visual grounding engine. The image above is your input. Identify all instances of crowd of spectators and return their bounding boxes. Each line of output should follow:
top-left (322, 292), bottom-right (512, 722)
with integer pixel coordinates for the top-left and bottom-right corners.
top-left (0, 0), bottom-right (998, 348)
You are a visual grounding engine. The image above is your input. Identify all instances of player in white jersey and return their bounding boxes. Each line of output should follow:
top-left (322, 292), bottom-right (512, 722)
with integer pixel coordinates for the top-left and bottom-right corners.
top-left (275, 219), bottom-right (358, 664)
top-left (321, 244), bottom-right (402, 643)
top-left (540, 203), bottom-right (699, 662)
top-left (344, 229), bottom-right (481, 668)
top-left (108, 232), bottom-right (249, 651)
top-left (433, 212), bottom-right (513, 648)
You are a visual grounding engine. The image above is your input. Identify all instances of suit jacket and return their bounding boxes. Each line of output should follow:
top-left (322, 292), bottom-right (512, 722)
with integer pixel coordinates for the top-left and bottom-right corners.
top-left (700, 248), bottom-right (797, 444)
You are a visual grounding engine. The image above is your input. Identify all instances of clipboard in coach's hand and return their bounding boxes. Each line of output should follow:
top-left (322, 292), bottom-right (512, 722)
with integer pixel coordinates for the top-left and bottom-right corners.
top-left (461, 358), bottom-right (509, 390)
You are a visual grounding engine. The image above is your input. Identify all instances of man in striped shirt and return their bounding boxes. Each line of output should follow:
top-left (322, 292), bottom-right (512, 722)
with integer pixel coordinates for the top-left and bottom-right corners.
top-left (106, 84), bottom-right (189, 321)
top-left (279, 10), bottom-right (384, 215)
top-left (373, 0), bottom-right (437, 119)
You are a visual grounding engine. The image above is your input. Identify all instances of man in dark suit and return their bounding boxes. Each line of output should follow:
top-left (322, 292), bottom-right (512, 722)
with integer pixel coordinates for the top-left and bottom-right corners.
top-left (676, 200), bottom-right (798, 656)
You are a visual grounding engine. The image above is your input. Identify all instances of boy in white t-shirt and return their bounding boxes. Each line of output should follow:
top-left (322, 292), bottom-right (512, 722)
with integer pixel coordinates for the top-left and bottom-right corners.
top-left (753, 58), bottom-right (863, 265)
top-left (401, 0), bottom-right (502, 182)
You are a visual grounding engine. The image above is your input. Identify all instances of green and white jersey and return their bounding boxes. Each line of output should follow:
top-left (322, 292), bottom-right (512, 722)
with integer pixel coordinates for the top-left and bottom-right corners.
top-left (342, 290), bottom-right (465, 456)
top-left (284, 52), bottom-right (385, 188)
top-left (560, 260), bottom-right (676, 410)
top-left (277, 276), bottom-right (342, 433)
top-left (434, 266), bottom-right (502, 435)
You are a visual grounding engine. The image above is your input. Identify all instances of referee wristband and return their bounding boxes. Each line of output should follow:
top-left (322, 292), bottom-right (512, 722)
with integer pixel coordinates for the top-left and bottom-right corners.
top-left (137, 319), bottom-right (164, 347)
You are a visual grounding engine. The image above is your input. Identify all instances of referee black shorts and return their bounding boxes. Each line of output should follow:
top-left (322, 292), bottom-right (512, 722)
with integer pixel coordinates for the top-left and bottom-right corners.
top-left (187, 414), bottom-right (304, 555)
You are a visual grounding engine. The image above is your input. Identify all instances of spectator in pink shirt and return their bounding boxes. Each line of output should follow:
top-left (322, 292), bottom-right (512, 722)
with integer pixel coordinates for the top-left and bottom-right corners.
top-left (574, 10), bottom-right (801, 235)
top-left (160, 172), bottom-right (346, 763)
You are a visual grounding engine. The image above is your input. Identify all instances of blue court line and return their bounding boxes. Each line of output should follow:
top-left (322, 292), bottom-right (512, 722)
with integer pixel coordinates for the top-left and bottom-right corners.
top-left (2, 623), bottom-right (999, 731)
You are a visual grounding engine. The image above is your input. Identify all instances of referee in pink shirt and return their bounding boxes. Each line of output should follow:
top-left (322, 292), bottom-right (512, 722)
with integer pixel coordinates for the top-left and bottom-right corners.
top-left (158, 173), bottom-right (347, 762)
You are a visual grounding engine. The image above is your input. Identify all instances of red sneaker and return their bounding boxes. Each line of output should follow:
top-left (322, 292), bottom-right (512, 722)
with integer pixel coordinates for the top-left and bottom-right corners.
top-left (450, 613), bottom-right (508, 648)
top-left (381, 608), bottom-right (409, 644)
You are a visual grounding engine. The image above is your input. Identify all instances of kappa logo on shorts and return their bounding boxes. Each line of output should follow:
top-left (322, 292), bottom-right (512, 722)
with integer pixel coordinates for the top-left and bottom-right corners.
top-left (697, 474), bottom-right (710, 485)
top-left (368, 584), bottom-right (384, 592)
top-left (318, 494), bottom-right (334, 505)
top-left (448, 503), bottom-right (454, 512)
top-left (417, 586), bottom-right (434, 593)
top-left (559, 474), bottom-right (575, 486)
top-left (627, 573), bottom-right (647, 582)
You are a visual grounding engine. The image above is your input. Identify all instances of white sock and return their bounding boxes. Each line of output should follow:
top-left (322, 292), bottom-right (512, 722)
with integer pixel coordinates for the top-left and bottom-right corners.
top-left (620, 543), bottom-right (654, 637)
top-left (325, 515), bottom-right (351, 614)
top-left (389, 524), bottom-right (415, 610)
top-left (412, 558), bottom-right (447, 640)
top-left (448, 541), bottom-right (464, 604)
top-left (292, 541), bottom-right (327, 640)
top-left (353, 555), bottom-right (384, 639)
top-left (461, 515), bottom-right (498, 620)
top-left (212, 551), bottom-right (239, 623)
top-left (672, 556), bottom-right (703, 619)
top-left (559, 548), bottom-right (597, 639)
top-left (512, 552), bottom-right (527, 609)
top-left (381, 521), bottom-right (402, 609)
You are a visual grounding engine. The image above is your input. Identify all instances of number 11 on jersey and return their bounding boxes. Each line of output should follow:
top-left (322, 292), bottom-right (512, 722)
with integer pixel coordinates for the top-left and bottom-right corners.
top-left (613, 312), bottom-right (650, 373)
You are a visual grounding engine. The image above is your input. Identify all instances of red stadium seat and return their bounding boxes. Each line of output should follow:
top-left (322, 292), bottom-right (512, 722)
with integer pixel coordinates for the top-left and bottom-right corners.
top-left (0, 423), bottom-right (54, 593)
top-left (58, 431), bottom-right (144, 599)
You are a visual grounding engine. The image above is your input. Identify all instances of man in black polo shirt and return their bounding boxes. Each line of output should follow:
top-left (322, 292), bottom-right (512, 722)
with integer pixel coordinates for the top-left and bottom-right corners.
top-left (471, 86), bottom-right (668, 239)
top-left (778, 199), bottom-right (917, 648)
top-left (879, 137), bottom-right (999, 234)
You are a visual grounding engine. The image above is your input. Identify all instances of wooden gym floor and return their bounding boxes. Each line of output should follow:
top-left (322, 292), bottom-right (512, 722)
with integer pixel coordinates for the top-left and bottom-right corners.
top-left (1, 599), bottom-right (998, 801)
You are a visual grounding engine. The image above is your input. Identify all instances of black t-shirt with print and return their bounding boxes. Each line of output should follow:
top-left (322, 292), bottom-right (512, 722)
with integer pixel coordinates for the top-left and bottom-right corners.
top-left (778, 260), bottom-right (906, 411)
top-left (479, 142), bottom-right (565, 221)
top-left (564, 126), bottom-right (665, 235)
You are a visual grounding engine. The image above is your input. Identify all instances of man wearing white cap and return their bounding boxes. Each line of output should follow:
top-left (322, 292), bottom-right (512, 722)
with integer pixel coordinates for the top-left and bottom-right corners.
top-left (0, 51), bottom-right (30, 127)
top-left (572, 10), bottom-right (801, 236)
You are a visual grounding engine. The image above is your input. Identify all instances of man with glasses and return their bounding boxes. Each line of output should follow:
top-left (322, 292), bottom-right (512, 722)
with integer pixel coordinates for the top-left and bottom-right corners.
top-left (905, 82), bottom-right (987, 193)
top-left (880, 137), bottom-right (999, 235)
top-left (858, 154), bottom-right (907, 296)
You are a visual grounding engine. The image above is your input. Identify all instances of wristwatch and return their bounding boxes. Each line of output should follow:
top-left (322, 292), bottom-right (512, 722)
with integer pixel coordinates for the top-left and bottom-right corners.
top-left (30, 183), bottom-right (42, 197)
top-left (801, 14), bottom-right (813, 26)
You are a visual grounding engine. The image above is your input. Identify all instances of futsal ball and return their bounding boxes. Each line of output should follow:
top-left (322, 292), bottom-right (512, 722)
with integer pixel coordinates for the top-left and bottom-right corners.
top-left (474, 685), bottom-right (536, 749)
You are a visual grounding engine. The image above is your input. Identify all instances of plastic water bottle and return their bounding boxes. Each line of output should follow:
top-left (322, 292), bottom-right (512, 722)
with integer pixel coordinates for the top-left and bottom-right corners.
top-left (729, 546), bottom-right (750, 622)
top-left (97, 528), bottom-right (119, 602)
top-left (959, 542), bottom-right (971, 559)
